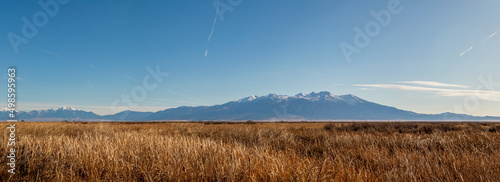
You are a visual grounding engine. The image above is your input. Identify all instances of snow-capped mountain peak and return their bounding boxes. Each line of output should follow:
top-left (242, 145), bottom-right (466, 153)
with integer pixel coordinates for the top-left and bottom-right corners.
top-left (235, 91), bottom-right (342, 103)
top-left (304, 91), bottom-right (335, 97)
top-left (298, 91), bottom-right (338, 101)
top-left (338, 94), bottom-right (365, 105)
top-left (2, 92), bottom-right (498, 121)
top-left (295, 93), bottom-right (306, 97)
top-left (0, 108), bottom-right (9, 112)
top-left (236, 95), bottom-right (259, 103)
top-left (265, 94), bottom-right (287, 100)
top-left (57, 107), bottom-right (80, 111)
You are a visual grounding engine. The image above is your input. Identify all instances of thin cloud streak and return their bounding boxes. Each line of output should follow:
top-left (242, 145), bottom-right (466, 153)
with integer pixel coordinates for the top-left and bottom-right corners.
top-left (459, 31), bottom-right (497, 57)
top-left (205, 0), bottom-right (220, 57)
top-left (356, 84), bottom-right (500, 102)
top-left (459, 46), bottom-right (473, 57)
top-left (208, 2), bottom-right (219, 42)
top-left (398, 81), bottom-right (468, 88)
top-left (482, 31), bottom-right (498, 42)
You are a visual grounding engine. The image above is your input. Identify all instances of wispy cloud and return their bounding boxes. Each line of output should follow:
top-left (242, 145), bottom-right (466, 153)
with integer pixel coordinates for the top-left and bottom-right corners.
top-left (459, 46), bottom-right (473, 57)
top-left (398, 81), bottom-right (468, 88)
top-left (205, 0), bottom-right (220, 57)
top-left (208, 1), bottom-right (219, 43)
top-left (482, 31), bottom-right (498, 42)
top-left (356, 84), bottom-right (500, 101)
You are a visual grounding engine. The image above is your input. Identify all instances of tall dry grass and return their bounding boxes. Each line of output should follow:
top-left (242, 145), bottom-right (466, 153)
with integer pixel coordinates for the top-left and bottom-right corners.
top-left (1, 122), bottom-right (499, 181)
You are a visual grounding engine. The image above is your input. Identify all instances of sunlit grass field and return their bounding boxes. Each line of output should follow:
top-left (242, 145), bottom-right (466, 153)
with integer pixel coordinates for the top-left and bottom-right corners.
top-left (1, 122), bottom-right (499, 181)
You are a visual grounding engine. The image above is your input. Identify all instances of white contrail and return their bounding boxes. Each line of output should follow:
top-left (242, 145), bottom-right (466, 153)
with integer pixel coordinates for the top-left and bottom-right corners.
top-left (208, 1), bottom-right (219, 42)
top-left (459, 46), bottom-right (473, 57)
top-left (458, 31), bottom-right (497, 57)
top-left (482, 31), bottom-right (498, 42)
top-left (205, 0), bottom-right (220, 57)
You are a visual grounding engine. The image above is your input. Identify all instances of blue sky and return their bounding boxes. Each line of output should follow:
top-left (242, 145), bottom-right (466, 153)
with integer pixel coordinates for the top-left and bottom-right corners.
top-left (1, 0), bottom-right (500, 116)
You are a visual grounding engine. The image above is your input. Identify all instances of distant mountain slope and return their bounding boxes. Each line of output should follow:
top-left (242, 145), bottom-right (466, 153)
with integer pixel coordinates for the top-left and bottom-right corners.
top-left (146, 92), bottom-right (414, 120)
top-left (1, 107), bottom-right (103, 121)
top-left (2, 92), bottom-right (499, 121)
top-left (103, 110), bottom-right (154, 121)
top-left (144, 91), bottom-right (499, 121)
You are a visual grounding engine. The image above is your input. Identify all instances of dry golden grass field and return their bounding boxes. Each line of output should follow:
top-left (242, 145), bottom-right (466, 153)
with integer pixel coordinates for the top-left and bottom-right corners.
top-left (1, 122), bottom-right (500, 181)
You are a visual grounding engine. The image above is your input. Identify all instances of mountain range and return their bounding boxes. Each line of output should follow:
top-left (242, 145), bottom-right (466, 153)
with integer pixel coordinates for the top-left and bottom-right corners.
top-left (2, 92), bottom-right (499, 121)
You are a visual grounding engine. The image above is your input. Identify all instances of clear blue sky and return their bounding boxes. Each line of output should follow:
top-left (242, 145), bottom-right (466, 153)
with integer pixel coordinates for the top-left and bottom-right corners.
top-left (1, 0), bottom-right (500, 116)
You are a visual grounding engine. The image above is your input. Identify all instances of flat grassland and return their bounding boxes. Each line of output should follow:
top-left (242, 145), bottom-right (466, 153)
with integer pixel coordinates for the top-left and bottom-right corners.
top-left (1, 122), bottom-right (499, 181)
